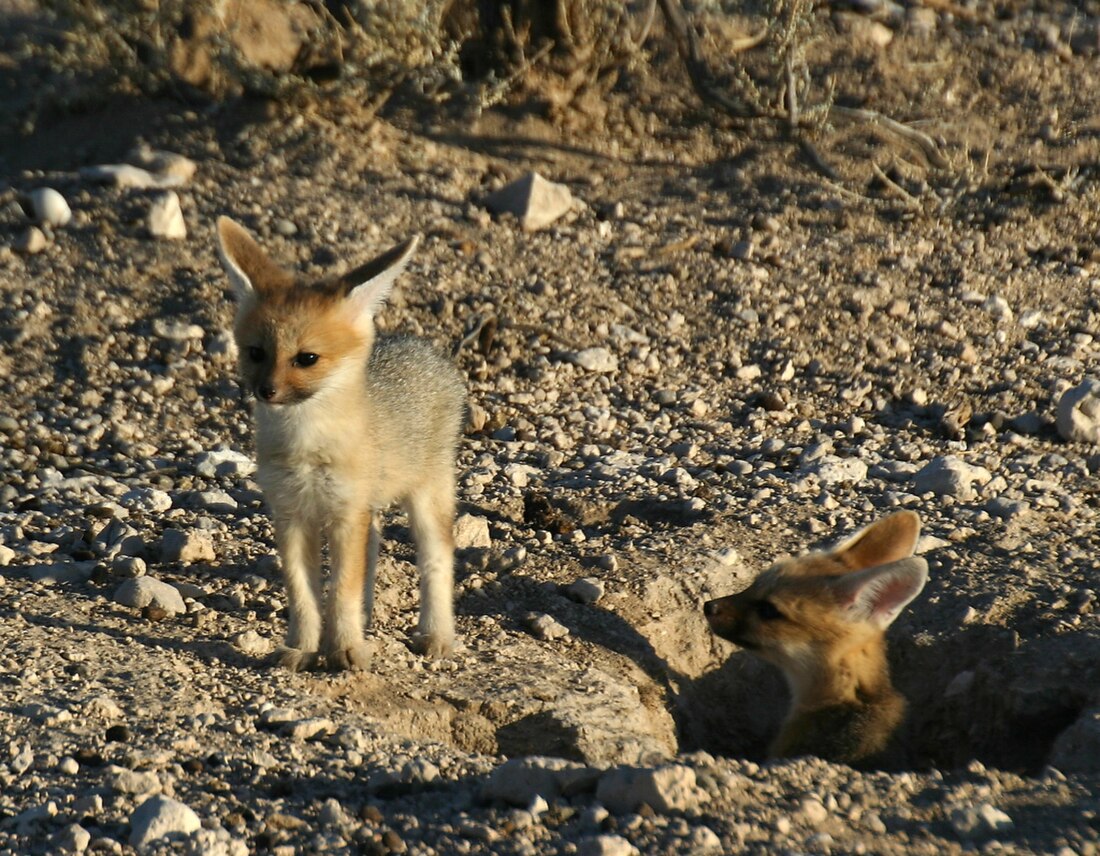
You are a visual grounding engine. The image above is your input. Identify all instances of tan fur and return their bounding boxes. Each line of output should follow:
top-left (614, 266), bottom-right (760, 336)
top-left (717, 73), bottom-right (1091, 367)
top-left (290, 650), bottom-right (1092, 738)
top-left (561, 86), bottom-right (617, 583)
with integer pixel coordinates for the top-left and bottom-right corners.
top-left (216, 217), bottom-right (466, 671)
top-left (704, 511), bottom-right (928, 763)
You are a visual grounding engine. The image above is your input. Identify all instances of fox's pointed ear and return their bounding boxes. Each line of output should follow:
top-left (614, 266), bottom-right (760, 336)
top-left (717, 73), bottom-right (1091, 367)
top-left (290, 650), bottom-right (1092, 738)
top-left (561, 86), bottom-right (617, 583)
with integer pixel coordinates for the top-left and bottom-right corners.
top-left (830, 557), bottom-right (928, 629)
top-left (341, 235), bottom-right (420, 322)
top-left (216, 216), bottom-right (285, 299)
top-left (831, 510), bottom-right (920, 571)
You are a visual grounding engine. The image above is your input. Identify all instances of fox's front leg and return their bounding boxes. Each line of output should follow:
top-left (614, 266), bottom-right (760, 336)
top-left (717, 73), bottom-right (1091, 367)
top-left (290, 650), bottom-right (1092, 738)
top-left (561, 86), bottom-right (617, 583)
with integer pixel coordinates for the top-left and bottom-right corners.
top-left (407, 480), bottom-right (456, 658)
top-left (323, 508), bottom-right (373, 670)
top-left (273, 514), bottom-right (323, 672)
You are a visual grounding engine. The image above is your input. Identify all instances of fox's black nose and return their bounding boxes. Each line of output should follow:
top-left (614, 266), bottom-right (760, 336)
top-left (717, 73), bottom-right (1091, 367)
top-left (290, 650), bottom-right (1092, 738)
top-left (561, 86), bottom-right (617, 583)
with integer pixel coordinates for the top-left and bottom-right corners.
top-left (258, 384), bottom-right (276, 401)
top-left (703, 600), bottom-right (716, 617)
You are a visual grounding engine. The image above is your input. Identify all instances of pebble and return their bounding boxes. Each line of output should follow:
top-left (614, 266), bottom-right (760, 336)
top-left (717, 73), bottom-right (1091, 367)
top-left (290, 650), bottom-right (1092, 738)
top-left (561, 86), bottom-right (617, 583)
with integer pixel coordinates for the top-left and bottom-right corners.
top-left (194, 448), bottom-right (255, 478)
top-left (483, 171), bottom-right (577, 231)
top-left (24, 188), bottom-right (72, 227)
top-left (147, 191), bottom-right (187, 240)
top-left (80, 163), bottom-right (179, 189)
top-left (454, 513), bottom-right (492, 549)
top-left (578, 835), bottom-right (638, 856)
top-left (482, 756), bottom-right (598, 806)
top-left (985, 496), bottom-right (1030, 520)
top-left (911, 456), bottom-right (992, 500)
top-left (127, 145), bottom-right (198, 184)
top-left (1056, 378), bottom-right (1100, 444)
top-left (565, 577), bottom-right (605, 604)
top-left (112, 556), bottom-right (147, 577)
top-left (52, 823), bottom-right (91, 853)
top-left (525, 611), bottom-right (570, 641)
top-left (109, 765), bottom-right (161, 796)
top-left (596, 765), bottom-right (710, 814)
top-left (13, 226), bottom-right (47, 255)
top-left (128, 796), bottom-right (201, 848)
top-left (568, 347), bottom-right (619, 373)
top-left (121, 487), bottom-right (172, 513)
top-left (234, 630), bottom-right (272, 655)
top-left (114, 576), bottom-right (187, 615)
top-left (814, 455), bottom-right (869, 486)
top-left (160, 528), bottom-right (216, 564)
top-left (949, 803), bottom-right (1014, 840)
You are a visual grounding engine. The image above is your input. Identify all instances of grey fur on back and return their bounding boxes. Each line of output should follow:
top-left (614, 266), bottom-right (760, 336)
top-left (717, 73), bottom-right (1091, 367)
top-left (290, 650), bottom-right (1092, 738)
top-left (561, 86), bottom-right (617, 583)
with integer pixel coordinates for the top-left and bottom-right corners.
top-left (367, 334), bottom-right (466, 491)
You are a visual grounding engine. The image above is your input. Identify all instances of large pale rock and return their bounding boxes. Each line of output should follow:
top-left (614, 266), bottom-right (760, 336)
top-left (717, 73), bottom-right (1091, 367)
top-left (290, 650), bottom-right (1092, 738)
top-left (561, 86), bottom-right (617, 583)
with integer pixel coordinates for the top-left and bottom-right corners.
top-left (596, 764), bottom-right (710, 814)
top-left (114, 577), bottom-right (187, 615)
top-left (1056, 379), bottom-right (1100, 444)
top-left (912, 456), bottom-right (992, 500)
top-left (160, 529), bottom-right (215, 564)
top-left (484, 172), bottom-right (576, 231)
top-left (128, 796), bottom-right (200, 848)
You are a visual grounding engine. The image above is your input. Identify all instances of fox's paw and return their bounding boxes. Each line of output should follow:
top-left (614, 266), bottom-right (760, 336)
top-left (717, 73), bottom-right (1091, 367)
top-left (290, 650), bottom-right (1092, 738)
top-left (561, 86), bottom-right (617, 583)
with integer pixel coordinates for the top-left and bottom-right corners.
top-left (273, 646), bottom-right (320, 672)
top-left (411, 630), bottom-right (453, 659)
top-left (324, 641), bottom-right (372, 672)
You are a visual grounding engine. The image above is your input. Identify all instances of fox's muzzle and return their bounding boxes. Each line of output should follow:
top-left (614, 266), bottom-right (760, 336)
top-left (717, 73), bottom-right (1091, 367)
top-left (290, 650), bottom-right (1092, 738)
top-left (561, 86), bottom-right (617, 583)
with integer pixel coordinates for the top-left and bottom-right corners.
top-left (704, 596), bottom-right (753, 648)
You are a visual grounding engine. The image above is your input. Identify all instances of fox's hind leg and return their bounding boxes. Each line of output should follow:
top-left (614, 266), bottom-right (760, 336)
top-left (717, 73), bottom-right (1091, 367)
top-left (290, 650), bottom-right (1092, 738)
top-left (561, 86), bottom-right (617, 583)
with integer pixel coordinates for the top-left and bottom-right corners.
top-left (364, 516), bottom-right (380, 629)
top-left (406, 476), bottom-right (456, 658)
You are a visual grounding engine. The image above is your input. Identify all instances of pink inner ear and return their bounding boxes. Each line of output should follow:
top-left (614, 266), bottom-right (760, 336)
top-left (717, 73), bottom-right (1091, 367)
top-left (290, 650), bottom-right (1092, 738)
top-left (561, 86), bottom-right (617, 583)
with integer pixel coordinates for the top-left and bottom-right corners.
top-left (866, 576), bottom-right (918, 620)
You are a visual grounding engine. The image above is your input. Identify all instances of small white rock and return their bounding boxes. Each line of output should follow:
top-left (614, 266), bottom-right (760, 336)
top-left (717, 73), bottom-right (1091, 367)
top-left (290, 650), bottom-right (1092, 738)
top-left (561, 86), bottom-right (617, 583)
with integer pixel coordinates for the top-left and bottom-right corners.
top-left (1056, 378), bottom-right (1100, 444)
top-left (566, 577), bottom-right (605, 604)
top-left (568, 347), bottom-right (618, 373)
top-left (128, 795), bottom-right (200, 848)
top-left (13, 226), bottom-right (47, 255)
top-left (525, 612), bottom-right (570, 641)
top-left (454, 513), bottom-right (492, 549)
top-left (114, 577), bottom-right (187, 615)
top-left (578, 835), bottom-right (638, 856)
top-left (147, 191), bottom-right (187, 240)
top-left (25, 188), bottom-right (72, 227)
top-left (484, 171), bottom-right (577, 231)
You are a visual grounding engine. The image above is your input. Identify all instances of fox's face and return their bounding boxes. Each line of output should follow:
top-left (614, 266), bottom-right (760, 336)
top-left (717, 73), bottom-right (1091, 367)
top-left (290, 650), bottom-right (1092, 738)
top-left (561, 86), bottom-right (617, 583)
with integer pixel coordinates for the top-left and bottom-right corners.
top-left (215, 217), bottom-right (420, 407)
top-left (233, 288), bottom-right (368, 406)
top-left (705, 511), bottom-right (928, 683)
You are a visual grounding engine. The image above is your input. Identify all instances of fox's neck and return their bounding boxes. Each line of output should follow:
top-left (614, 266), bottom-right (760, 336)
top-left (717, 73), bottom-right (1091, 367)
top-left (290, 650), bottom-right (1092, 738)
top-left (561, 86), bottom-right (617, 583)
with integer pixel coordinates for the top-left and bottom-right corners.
top-left (784, 635), bottom-right (894, 713)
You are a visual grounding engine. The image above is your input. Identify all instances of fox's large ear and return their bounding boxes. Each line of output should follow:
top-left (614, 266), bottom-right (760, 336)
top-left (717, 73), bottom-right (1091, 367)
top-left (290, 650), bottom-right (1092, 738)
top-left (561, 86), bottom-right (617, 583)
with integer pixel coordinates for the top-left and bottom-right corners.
top-left (831, 510), bottom-right (920, 571)
top-left (341, 235), bottom-right (420, 322)
top-left (829, 557), bottom-right (928, 629)
top-left (216, 216), bottom-right (285, 299)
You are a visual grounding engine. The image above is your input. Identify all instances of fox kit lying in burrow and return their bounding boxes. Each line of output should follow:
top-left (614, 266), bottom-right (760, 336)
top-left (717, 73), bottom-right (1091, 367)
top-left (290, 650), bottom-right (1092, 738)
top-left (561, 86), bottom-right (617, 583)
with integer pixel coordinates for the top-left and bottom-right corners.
top-left (216, 217), bottom-right (466, 672)
top-left (704, 511), bottom-right (928, 764)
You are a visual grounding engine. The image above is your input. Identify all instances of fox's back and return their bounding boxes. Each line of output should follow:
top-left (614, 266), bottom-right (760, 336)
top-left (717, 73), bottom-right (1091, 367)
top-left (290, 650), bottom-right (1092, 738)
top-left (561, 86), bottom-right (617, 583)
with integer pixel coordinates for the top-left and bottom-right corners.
top-left (367, 334), bottom-right (466, 490)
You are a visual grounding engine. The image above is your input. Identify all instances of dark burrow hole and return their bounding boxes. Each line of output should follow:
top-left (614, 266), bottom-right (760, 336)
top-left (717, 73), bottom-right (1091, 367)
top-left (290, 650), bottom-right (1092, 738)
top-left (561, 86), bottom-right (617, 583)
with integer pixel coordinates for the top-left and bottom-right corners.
top-left (671, 624), bottom-right (1097, 774)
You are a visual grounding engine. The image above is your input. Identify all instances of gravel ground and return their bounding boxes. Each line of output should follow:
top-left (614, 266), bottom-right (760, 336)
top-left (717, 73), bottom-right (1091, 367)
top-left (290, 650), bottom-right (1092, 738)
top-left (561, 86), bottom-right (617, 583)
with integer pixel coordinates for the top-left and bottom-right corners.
top-left (1, 1), bottom-right (1099, 853)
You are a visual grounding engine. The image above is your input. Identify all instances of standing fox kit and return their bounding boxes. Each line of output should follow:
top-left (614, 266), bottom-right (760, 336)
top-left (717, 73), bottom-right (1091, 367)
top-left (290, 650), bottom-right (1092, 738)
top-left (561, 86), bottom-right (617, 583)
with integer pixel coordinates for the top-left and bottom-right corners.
top-left (216, 217), bottom-right (466, 671)
top-left (704, 511), bottom-right (928, 764)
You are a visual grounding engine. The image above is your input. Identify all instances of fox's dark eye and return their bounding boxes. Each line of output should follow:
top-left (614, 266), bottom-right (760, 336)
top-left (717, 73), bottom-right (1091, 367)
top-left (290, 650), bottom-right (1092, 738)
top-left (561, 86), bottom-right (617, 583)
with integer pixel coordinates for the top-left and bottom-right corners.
top-left (755, 600), bottom-right (784, 621)
top-left (247, 346), bottom-right (265, 363)
top-left (293, 352), bottom-right (319, 368)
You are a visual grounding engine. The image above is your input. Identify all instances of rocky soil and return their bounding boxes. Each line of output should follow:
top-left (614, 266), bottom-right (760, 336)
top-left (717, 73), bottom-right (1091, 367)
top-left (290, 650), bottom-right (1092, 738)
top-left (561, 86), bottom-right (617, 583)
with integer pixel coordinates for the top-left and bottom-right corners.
top-left (1, 0), bottom-right (1099, 853)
